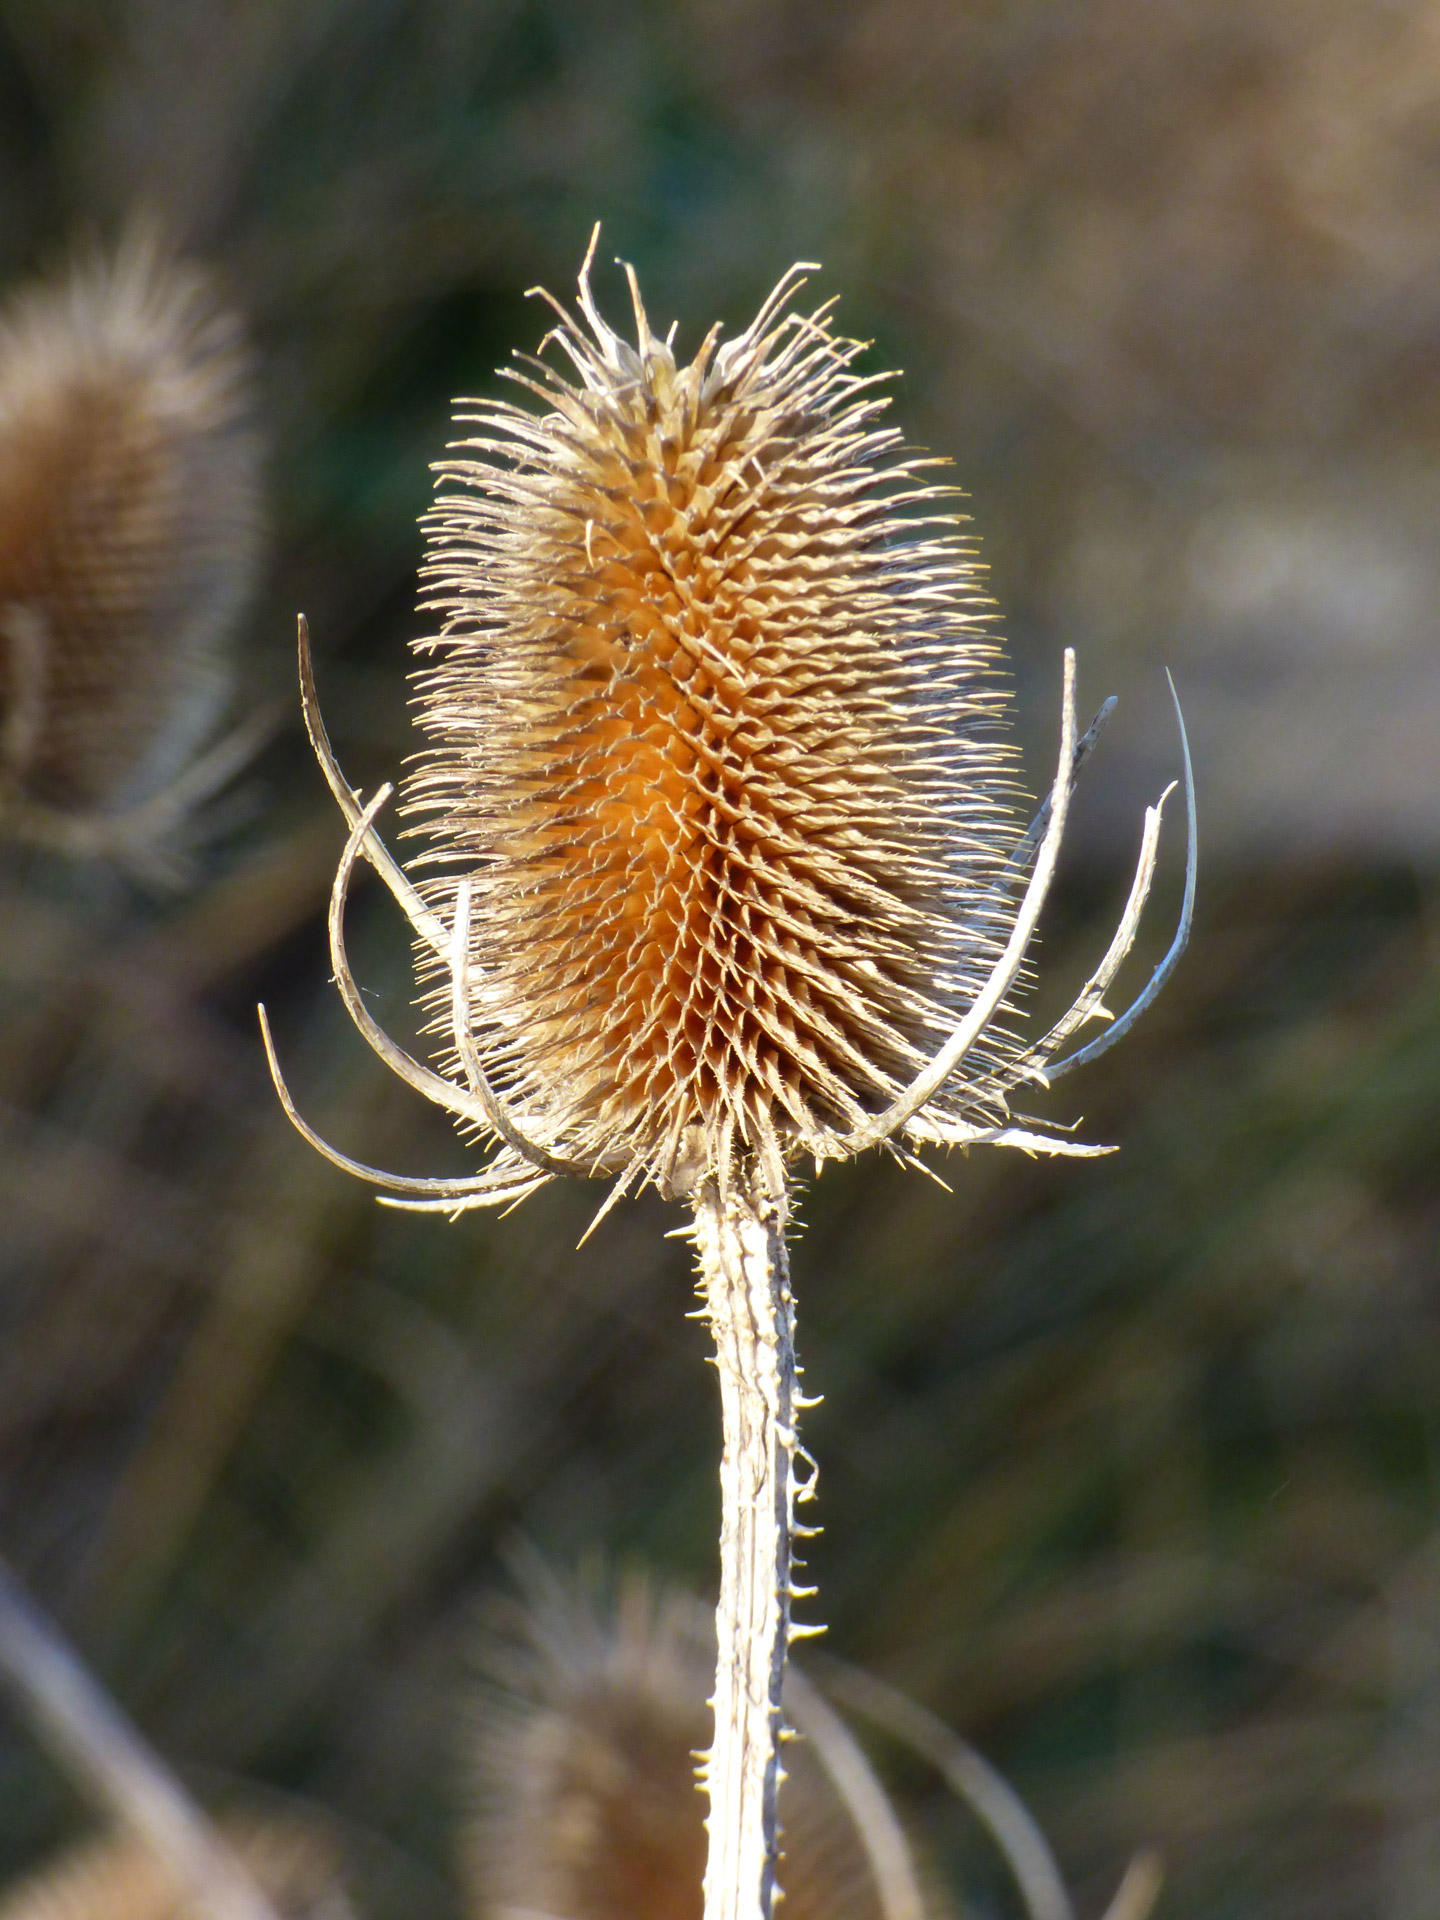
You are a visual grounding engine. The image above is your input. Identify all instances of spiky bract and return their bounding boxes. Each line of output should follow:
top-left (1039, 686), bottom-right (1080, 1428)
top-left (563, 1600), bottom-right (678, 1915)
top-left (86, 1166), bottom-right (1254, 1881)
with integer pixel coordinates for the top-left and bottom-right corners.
top-left (0, 233), bottom-right (259, 816)
top-left (408, 247), bottom-right (1024, 1197)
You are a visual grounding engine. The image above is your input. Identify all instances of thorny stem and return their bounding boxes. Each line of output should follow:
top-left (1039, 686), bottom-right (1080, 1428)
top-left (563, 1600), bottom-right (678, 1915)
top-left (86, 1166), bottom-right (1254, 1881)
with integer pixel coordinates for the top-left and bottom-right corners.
top-left (693, 1175), bottom-right (803, 1920)
top-left (0, 1557), bottom-right (283, 1920)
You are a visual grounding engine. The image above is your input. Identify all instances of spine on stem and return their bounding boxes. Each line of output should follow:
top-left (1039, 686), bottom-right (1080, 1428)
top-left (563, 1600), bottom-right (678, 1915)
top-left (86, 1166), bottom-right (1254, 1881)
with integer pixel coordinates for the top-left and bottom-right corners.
top-left (694, 1176), bottom-right (801, 1920)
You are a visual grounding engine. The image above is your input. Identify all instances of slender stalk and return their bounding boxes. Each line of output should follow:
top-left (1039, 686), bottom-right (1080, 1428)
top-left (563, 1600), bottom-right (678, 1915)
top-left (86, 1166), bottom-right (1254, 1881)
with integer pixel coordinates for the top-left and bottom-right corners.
top-left (693, 1174), bottom-right (799, 1920)
top-left (0, 1557), bottom-right (282, 1920)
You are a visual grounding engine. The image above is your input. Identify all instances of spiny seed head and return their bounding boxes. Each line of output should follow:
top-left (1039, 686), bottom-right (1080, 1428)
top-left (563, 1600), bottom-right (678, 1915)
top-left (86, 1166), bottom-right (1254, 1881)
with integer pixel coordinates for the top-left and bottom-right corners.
top-left (0, 1822), bottom-right (355, 1920)
top-left (405, 239), bottom-right (1025, 1199)
top-left (0, 231), bottom-right (259, 819)
top-left (464, 1566), bottom-right (940, 1920)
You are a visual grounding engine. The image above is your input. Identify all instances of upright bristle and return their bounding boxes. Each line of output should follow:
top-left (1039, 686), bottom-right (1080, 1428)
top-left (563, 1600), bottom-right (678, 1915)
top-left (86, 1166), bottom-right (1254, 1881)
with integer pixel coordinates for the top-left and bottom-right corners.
top-left (462, 1564), bottom-right (938, 1920)
top-left (0, 231), bottom-right (259, 817)
top-left (407, 249), bottom-right (1023, 1195)
top-left (0, 1821), bottom-right (355, 1920)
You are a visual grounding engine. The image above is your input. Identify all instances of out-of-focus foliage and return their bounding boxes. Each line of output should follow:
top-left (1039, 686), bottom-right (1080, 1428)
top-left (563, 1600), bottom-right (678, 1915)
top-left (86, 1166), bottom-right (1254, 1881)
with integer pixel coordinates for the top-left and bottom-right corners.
top-left (0, 3), bottom-right (1436, 1917)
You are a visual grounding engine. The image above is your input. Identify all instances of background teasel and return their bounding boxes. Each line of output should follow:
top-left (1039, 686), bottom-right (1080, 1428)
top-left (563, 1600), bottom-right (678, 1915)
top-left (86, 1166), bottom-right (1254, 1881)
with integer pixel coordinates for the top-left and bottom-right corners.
top-left (269, 238), bottom-right (1190, 1920)
top-left (0, 1826), bottom-right (351, 1920)
top-left (0, 1559), bottom-right (344, 1920)
top-left (463, 1563), bottom-right (948, 1920)
top-left (0, 230), bottom-right (261, 876)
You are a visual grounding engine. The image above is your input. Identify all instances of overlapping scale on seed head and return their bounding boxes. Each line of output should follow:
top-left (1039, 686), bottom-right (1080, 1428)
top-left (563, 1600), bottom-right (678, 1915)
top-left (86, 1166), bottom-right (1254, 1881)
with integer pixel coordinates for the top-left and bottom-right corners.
top-left (407, 242), bottom-right (1025, 1196)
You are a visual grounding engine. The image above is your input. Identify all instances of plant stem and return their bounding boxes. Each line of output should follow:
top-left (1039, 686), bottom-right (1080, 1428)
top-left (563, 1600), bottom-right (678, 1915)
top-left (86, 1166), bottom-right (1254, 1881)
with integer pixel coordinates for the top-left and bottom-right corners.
top-left (0, 1557), bottom-right (283, 1920)
top-left (693, 1173), bottom-right (798, 1920)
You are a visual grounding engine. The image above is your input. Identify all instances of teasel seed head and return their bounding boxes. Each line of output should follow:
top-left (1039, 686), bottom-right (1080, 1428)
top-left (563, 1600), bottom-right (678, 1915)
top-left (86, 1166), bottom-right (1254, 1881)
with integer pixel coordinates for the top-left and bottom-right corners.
top-left (0, 1823), bottom-right (355, 1920)
top-left (405, 234), bottom-right (1034, 1200)
top-left (0, 229), bottom-right (261, 865)
top-left (463, 1563), bottom-right (945, 1920)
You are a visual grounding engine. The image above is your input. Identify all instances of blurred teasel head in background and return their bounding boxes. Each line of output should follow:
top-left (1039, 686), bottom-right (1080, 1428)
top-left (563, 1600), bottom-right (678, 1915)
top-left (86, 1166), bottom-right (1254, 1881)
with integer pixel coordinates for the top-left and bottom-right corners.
top-left (463, 1562), bottom-right (946, 1920)
top-left (0, 228), bottom-right (261, 872)
top-left (0, 1823), bottom-right (354, 1920)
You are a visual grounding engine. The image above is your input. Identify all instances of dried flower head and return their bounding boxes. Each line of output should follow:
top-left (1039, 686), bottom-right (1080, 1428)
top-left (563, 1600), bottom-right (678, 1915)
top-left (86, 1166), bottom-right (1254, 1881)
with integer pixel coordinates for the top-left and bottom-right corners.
top-left (407, 239), bottom-right (1023, 1199)
top-left (464, 1564), bottom-right (945, 1920)
top-left (0, 1823), bottom-right (354, 1920)
top-left (0, 230), bottom-right (261, 868)
top-left (267, 233), bottom-right (1191, 1220)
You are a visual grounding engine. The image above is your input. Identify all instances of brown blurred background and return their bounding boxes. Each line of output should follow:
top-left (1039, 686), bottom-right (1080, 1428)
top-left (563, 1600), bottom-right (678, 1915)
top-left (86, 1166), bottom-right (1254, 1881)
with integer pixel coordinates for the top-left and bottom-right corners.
top-left (0, 2), bottom-right (1437, 1914)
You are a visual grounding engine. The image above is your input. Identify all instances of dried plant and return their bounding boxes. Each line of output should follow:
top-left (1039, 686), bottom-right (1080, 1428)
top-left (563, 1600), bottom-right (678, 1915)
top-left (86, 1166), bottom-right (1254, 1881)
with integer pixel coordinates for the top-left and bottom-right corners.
top-left (0, 231), bottom-right (263, 879)
top-left (0, 1827), bottom-right (350, 1920)
top-left (263, 231), bottom-right (1194, 1920)
top-left (0, 1559), bottom-right (313, 1920)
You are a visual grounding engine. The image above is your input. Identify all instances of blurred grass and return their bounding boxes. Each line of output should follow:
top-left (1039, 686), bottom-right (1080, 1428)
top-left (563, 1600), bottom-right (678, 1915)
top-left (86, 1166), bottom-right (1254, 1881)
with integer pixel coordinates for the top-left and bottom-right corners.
top-left (1, 4), bottom-right (1438, 1916)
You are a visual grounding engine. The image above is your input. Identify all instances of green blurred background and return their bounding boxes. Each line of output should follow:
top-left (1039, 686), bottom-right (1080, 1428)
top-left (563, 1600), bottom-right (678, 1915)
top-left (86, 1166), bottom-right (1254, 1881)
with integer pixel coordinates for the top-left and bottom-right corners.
top-left (1, 2), bottom-right (1438, 1914)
